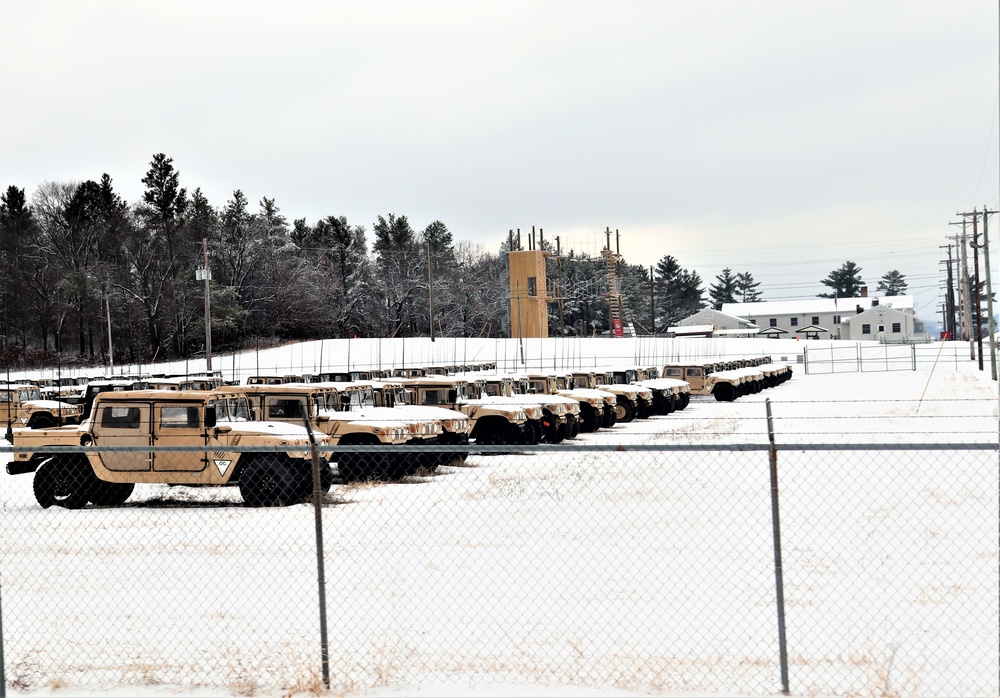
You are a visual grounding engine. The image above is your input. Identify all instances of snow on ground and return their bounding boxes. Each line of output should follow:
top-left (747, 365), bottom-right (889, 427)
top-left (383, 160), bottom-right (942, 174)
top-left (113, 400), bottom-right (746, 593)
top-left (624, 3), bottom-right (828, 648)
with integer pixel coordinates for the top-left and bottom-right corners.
top-left (1, 338), bottom-right (997, 698)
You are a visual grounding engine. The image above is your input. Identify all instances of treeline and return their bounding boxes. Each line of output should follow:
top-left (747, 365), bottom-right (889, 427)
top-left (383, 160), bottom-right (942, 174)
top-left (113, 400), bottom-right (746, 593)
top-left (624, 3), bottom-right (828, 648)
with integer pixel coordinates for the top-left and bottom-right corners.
top-left (0, 153), bottom-right (764, 369)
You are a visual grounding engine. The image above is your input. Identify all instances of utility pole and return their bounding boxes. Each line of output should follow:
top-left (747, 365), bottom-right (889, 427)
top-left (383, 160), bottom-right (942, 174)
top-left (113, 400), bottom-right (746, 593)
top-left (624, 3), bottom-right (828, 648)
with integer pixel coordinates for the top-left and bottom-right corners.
top-left (196, 238), bottom-right (213, 372)
top-left (958, 210), bottom-right (989, 364)
top-left (949, 220), bottom-right (974, 355)
top-left (427, 241), bottom-right (435, 343)
top-left (975, 207), bottom-right (998, 379)
top-left (649, 266), bottom-right (655, 336)
top-left (105, 285), bottom-right (114, 375)
top-left (940, 245), bottom-right (956, 339)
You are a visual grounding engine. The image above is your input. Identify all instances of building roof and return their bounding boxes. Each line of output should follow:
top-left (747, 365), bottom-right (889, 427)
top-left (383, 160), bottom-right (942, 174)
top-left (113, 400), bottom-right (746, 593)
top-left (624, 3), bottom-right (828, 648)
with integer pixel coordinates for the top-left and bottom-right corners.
top-left (722, 295), bottom-right (914, 318)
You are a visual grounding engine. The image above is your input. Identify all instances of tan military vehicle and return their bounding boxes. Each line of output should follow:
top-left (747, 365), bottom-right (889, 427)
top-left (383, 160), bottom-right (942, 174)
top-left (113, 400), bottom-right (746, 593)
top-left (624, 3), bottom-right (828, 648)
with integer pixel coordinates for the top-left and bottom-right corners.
top-left (1, 383), bottom-right (83, 432)
top-left (475, 374), bottom-right (580, 443)
top-left (550, 373), bottom-right (613, 432)
top-left (571, 371), bottom-right (635, 424)
top-left (397, 377), bottom-right (529, 446)
top-left (634, 367), bottom-right (691, 414)
top-left (230, 384), bottom-right (413, 482)
top-left (597, 369), bottom-right (656, 420)
top-left (8, 390), bottom-right (330, 509)
top-left (522, 373), bottom-right (593, 438)
top-left (368, 379), bottom-right (471, 466)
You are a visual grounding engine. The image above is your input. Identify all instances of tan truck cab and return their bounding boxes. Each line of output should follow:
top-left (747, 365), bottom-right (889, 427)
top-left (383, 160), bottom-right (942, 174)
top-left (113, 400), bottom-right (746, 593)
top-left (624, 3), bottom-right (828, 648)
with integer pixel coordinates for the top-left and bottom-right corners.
top-left (9, 390), bottom-right (329, 509)
top-left (1, 383), bottom-right (83, 433)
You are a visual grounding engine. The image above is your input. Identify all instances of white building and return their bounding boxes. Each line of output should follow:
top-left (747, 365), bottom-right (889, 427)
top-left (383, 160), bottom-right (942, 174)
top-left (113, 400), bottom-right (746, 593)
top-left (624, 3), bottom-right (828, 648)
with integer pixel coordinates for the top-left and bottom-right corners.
top-left (671, 309), bottom-right (759, 336)
top-left (721, 293), bottom-right (930, 342)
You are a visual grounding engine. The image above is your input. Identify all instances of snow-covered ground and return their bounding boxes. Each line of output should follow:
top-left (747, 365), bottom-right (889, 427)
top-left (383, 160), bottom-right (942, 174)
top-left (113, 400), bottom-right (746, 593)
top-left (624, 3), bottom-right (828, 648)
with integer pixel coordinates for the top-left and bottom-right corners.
top-left (1, 338), bottom-right (997, 698)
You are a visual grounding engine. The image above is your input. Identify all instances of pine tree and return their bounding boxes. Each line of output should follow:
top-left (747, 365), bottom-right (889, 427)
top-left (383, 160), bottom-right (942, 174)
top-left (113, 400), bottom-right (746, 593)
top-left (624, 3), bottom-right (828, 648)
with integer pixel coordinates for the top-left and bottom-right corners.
top-left (876, 270), bottom-right (907, 296)
top-left (734, 271), bottom-right (762, 303)
top-left (708, 268), bottom-right (738, 310)
top-left (818, 261), bottom-right (865, 298)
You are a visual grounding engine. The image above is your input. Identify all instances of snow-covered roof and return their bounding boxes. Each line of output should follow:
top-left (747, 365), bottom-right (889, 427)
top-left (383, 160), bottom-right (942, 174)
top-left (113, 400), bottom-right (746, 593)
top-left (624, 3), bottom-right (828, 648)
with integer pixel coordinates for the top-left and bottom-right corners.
top-left (722, 295), bottom-right (914, 318)
top-left (667, 324), bottom-right (714, 335)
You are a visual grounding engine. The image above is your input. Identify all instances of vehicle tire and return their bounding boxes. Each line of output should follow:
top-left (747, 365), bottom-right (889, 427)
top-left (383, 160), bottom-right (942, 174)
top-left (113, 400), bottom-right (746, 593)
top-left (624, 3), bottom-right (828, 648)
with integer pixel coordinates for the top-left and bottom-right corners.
top-left (566, 415), bottom-right (580, 438)
top-left (319, 461), bottom-right (335, 492)
top-left (713, 383), bottom-right (737, 402)
top-left (33, 455), bottom-right (94, 509)
top-left (337, 452), bottom-right (372, 483)
top-left (88, 480), bottom-right (135, 506)
top-left (615, 399), bottom-right (636, 423)
top-left (579, 408), bottom-right (599, 433)
top-left (28, 413), bottom-right (56, 429)
top-left (239, 456), bottom-right (303, 507)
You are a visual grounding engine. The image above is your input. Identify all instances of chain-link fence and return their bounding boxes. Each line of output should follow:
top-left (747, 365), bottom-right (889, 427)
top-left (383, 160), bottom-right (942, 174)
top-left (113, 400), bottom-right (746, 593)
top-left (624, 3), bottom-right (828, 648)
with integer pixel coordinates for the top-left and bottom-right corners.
top-left (0, 420), bottom-right (997, 696)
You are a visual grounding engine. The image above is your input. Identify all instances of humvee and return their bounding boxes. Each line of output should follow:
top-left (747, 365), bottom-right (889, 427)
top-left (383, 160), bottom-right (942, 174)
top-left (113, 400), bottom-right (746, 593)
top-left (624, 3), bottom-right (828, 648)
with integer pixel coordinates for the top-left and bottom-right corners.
top-left (1, 383), bottom-right (83, 431)
top-left (397, 377), bottom-right (529, 446)
top-left (230, 383), bottom-right (415, 482)
top-left (8, 390), bottom-right (331, 509)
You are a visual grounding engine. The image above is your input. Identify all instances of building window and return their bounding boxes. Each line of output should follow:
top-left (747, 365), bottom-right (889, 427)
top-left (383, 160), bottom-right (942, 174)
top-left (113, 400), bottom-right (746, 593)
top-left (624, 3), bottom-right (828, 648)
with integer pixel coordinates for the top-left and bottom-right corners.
top-left (811, 316), bottom-right (819, 325)
top-left (769, 318), bottom-right (777, 327)
top-left (878, 325), bottom-right (885, 333)
top-left (915, 322), bottom-right (924, 333)
top-left (527, 276), bottom-right (537, 297)
top-left (833, 315), bottom-right (841, 324)
top-left (862, 323), bottom-right (871, 334)
top-left (790, 317), bottom-right (798, 327)
top-left (891, 322), bottom-right (901, 333)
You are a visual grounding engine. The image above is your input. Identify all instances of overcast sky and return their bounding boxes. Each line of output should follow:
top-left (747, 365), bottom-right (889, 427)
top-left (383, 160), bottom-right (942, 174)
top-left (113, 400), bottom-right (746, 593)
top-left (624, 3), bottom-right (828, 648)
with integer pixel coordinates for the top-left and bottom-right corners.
top-left (2, 0), bottom-right (999, 324)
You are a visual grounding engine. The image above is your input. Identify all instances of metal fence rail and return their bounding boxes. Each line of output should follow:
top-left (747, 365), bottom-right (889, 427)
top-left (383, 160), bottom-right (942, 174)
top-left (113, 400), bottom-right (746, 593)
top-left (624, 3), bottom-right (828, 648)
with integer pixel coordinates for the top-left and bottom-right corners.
top-left (0, 437), bottom-right (997, 697)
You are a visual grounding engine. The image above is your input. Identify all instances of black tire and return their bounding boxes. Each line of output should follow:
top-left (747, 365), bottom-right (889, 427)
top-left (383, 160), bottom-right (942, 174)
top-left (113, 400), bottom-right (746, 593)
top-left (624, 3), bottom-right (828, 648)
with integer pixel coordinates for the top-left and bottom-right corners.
top-left (89, 480), bottom-right (135, 506)
top-left (319, 462), bottom-right (335, 492)
top-left (239, 456), bottom-right (304, 507)
top-left (337, 453), bottom-right (366, 482)
top-left (33, 456), bottom-right (95, 509)
top-left (28, 414), bottom-right (56, 429)
top-left (579, 407), bottom-right (599, 433)
top-left (614, 399), bottom-right (636, 423)
top-left (566, 415), bottom-right (580, 438)
top-left (713, 383), bottom-right (737, 402)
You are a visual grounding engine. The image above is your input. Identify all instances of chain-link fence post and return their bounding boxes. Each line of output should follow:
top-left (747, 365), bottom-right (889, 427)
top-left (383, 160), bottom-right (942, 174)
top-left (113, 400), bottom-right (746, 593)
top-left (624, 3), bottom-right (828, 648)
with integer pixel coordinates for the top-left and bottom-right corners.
top-left (302, 417), bottom-right (331, 690)
top-left (765, 399), bottom-right (790, 695)
top-left (1, 570), bottom-right (6, 698)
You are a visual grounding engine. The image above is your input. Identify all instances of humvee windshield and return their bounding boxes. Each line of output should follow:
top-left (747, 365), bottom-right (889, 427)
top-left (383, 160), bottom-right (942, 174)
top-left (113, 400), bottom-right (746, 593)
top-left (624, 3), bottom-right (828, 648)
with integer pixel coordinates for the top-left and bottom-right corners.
top-left (529, 379), bottom-right (547, 394)
top-left (18, 388), bottom-right (41, 401)
top-left (209, 396), bottom-right (251, 422)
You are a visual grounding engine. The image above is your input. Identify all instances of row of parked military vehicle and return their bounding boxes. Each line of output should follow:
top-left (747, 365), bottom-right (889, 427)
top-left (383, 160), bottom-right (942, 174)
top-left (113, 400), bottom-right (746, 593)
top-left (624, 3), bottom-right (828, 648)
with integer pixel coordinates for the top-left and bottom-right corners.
top-left (3, 357), bottom-right (792, 509)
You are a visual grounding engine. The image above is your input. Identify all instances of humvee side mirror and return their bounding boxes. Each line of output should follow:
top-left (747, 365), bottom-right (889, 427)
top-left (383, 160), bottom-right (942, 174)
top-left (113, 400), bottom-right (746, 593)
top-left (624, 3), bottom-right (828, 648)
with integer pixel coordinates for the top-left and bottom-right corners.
top-left (204, 406), bottom-right (217, 429)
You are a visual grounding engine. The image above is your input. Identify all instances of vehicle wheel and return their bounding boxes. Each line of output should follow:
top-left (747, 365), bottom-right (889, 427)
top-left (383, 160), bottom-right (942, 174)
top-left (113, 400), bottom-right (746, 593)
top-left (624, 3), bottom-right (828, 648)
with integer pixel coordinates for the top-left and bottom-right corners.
top-left (567, 415), bottom-right (580, 438)
top-left (616, 400), bottom-right (636, 422)
top-left (89, 480), bottom-right (135, 506)
top-left (319, 462), bottom-right (335, 492)
top-left (29, 414), bottom-right (56, 429)
top-left (337, 452), bottom-right (372, 483)
top-left (240, 456), bottom-right (303, 507)
top-left (33, 455), bottom-right (94, 509)
top-left (713, 384), bottom-right (737, 402)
